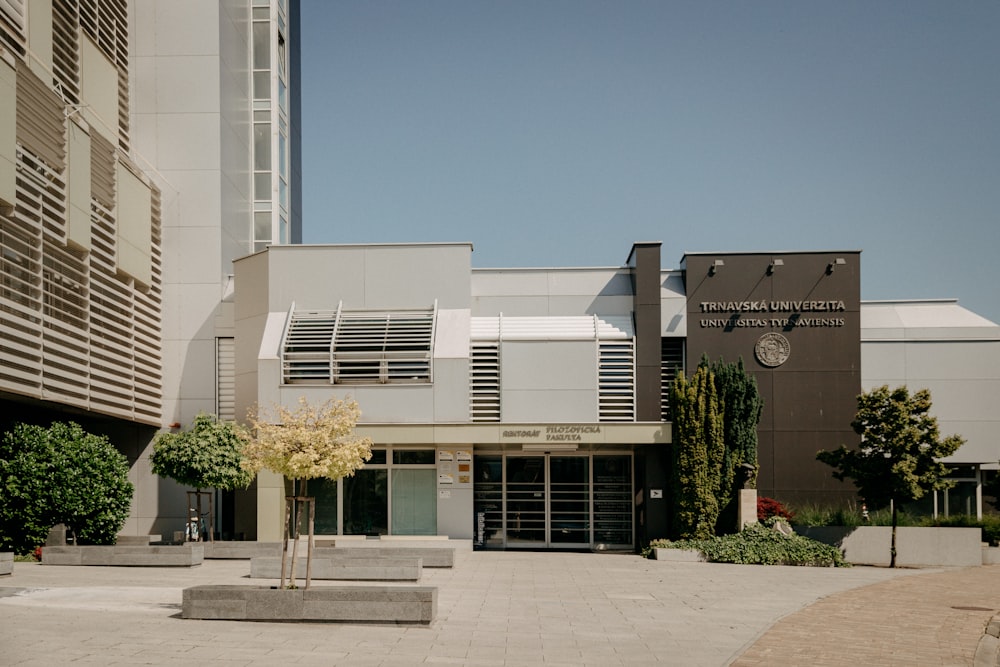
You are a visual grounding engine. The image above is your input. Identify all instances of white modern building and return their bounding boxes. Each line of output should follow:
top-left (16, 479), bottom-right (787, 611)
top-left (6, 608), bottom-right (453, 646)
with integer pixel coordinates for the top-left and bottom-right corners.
top-left (232, 242), bottom-right (1000, 548)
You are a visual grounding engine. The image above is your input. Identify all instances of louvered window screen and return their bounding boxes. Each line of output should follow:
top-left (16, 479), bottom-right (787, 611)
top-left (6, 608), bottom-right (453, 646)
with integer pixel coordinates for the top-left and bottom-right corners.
top-left (282, 305), bottom-right (435, 385)
top-left (470, 343), bottom-right (500, 422)
top-left (660, 338), bottom-right (685, 421)
top-left (216, 338), bottom-right (235, 421)
top-left (598, 340), bottom-right (635, 422)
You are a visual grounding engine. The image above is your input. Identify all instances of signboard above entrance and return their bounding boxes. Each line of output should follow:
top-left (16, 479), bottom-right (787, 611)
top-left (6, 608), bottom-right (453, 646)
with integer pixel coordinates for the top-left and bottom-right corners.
top-left (501, 425), bottom-right (602, 443)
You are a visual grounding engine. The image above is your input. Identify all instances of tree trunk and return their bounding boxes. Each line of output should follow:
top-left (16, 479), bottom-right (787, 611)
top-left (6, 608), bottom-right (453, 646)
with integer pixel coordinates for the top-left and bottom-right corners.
top-left (890, 500), bottom-right (898, 568)
top-left (280, 479), bottom-right (316, 590)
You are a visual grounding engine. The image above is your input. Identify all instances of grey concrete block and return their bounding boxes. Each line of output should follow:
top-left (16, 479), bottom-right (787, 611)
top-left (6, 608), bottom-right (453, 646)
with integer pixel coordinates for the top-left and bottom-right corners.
top-left (41, 547), bottom-right (82, 565)
top-left (42, 545), bottom-right (203, 567)
top-left (245, 588), bottom-right (304, 620)
top-left (182, 585), bottom-right (437, 623)
top-left (80, 546), bottom-right (116, 565)
top-left (794, 526), bottom-right (983, 567)
top-left (199, 542), bottom-right (283, 559)
top-left (0, 551), bottom-right (12, 576)
top-left (250, 556), bottom-right (422, 581)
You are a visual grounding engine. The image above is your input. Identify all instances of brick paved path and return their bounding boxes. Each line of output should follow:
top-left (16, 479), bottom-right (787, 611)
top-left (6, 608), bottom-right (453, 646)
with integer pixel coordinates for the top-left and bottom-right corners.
top-left (732, 565), bottom-right (1000, 666)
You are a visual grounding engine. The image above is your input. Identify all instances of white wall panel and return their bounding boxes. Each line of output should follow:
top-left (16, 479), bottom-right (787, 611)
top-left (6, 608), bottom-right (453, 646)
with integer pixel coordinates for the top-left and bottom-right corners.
top-left (152, 0), bottom-right (219, 57)
top-left (500, 340), bottom-right (598, 422)
top-left (502, 390), bottom-right (597, 422)
top-left (860, 342), bottom-right (907, 387)
top-left (154, 55), bottom-right (220, 113)
top-left (433, 358), bottom-right (471, 422)
top-left (155, 114), bottom-right (221, 171)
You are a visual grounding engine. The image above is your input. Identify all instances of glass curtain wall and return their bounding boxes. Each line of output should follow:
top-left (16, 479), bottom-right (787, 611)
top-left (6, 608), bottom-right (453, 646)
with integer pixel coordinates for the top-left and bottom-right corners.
top-left (251, 0), bottom-right (291, 252)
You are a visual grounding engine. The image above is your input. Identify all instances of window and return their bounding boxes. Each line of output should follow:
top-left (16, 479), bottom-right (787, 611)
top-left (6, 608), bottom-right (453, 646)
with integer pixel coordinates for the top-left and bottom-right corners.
top-left (660, 338), bottom-right (684, 420)
top-left (282, 303), bottom-right (436, 385)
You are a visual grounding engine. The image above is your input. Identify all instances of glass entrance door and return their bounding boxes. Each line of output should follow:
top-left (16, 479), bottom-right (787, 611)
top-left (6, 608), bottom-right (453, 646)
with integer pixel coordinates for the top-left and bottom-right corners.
top-left (549, 456), bottom-right (590, 547)
top-left (504, 455), bottom-right (592, 549)
top-left (479, 453), bottom-right (633, 550)
top-left (505, 456), bottom-right (546, 546)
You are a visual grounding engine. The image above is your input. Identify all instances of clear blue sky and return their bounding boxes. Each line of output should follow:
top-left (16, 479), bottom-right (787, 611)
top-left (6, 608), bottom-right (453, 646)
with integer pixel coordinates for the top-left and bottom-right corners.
top-left (299, 1), bottom-right (1000, 323)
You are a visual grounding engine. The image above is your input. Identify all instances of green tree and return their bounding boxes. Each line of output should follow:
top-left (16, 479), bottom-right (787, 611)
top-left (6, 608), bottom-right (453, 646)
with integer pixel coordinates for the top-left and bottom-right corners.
top-left (817, 385), bottom-right (964, 567)
top-left (669, 365), bottom-right (724, 539)
top-left (151, 413), bottom-right (254, 541)
top-left (0, 422), bottom-right (133, 553)
top-left (710, 357), bottom-right (764, 532)
top-left (711, 357), bottom-right (763, 489)
top-left (151, 414), bottom-right (254, 490)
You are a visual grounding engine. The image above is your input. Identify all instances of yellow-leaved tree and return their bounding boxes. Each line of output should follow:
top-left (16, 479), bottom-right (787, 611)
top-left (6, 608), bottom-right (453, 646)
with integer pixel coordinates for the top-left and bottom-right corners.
top-left (242, 397), bottom-right (372, 588)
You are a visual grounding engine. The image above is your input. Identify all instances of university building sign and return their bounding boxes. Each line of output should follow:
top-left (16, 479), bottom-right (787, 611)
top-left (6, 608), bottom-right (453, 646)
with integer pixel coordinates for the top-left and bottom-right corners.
top-left (698, 300), bottom-right (847, 329)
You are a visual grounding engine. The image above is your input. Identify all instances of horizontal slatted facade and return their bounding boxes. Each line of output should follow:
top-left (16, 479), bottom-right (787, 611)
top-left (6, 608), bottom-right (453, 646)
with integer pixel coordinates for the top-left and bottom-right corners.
top-left (0, 1), bottom-right (160, 425)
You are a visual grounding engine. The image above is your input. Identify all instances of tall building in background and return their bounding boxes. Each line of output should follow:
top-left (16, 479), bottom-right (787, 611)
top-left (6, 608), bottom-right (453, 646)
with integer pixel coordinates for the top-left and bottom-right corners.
top-left (129, 0), bottom-right (300, 536)
top-left (0, 0), bottom-right (300, 538)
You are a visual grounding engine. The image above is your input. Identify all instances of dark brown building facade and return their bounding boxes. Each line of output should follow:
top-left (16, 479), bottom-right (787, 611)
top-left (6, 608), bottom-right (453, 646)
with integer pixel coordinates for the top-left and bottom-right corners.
top-left (682, 251), bottom-right (862, 505)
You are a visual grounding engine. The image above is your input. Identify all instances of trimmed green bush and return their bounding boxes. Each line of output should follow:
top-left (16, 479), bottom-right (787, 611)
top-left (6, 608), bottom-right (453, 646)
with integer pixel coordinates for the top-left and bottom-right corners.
top-left (0, 422), bottom-right (133, 554)
top-left (150, 413), bottom-right (253, 491)
top-left (646, 523), bottom-right (848, 567)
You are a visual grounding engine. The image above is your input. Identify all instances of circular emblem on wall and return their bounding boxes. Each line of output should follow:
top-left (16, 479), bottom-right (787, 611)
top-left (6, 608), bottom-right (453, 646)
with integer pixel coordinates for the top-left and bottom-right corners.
top-left (755, 332), bottom-right (791, 367)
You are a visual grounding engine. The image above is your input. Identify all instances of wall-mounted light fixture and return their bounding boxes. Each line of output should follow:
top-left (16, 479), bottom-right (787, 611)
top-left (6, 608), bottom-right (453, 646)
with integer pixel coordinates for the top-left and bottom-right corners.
top-left (708, 259), bottom-right (725, 276)
top-left (827, 257), bottom-right (846, 274)
top-left (767, 258), bottom-right (784, 275)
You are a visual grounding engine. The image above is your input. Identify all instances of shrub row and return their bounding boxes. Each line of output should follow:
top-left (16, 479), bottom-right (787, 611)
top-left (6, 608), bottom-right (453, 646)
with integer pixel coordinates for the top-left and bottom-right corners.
top-left (646, 523), bottom-right (848, 567)
top-left (788, 503), bottom-right (1000, 546)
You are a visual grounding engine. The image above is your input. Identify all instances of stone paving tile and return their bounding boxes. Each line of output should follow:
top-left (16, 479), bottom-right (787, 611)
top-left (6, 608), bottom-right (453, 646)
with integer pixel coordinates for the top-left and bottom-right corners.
top-left (732, 564), bottom-right (1000, 667)
top-left (1, 552), bottom-right (986, 666)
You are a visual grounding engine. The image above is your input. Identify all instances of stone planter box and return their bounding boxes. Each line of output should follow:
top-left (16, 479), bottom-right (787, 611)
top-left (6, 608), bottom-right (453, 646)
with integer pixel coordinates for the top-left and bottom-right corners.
top-left (653, 548), bottom-right (706, 562)
top-left (983, 546), bottom-right (1000, 565)
top-left (0, 551), bottom-right (12, 576)
top-left (42, 544), bottom-right (204, 567)
top-left (182, 585), bottom-right (436, 623)
top-left (793, 526), bottom-right (983, 567)
top-left (250, 556), bottom-right (422, 581)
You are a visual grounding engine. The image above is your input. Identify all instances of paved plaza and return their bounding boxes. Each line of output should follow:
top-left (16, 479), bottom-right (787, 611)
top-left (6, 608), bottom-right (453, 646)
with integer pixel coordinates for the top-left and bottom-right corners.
top-left (0, 550), bottom-right (997, 666)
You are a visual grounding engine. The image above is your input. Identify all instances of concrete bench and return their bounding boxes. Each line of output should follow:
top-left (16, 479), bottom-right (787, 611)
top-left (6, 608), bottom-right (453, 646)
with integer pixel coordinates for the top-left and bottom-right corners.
top-left (182, 585), bottom-right (437, 623)
top-left (195, 542), bottom-right (283, 560)
top-left (250, 556), bottom-right (422, 581)
top-left (0, 552), bottom-right (12, 576)
top-left (42, 545), bottom-right (204, 567)
top-left (315, 546), bottom-right (454, 568)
